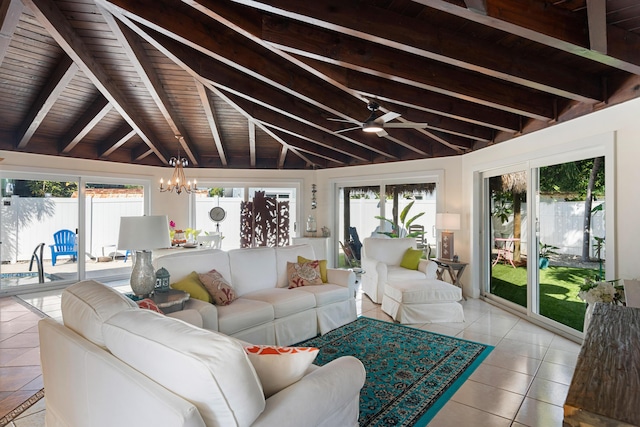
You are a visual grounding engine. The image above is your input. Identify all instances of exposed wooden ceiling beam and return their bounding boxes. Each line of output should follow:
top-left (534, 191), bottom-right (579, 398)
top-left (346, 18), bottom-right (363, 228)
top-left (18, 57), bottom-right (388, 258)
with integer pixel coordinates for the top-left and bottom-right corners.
top-left (60, 95), bottom-right (112, 154)
top-left (261, 17), bottom-right (557, 120)
top-left (22, 0), bottom-right (169, 164)
top-left (101, 8), bottom-right (199, 166)
top-left (263, 126), bottom-right (350, 165)
top-left (195, 80), bottom-right (227, 166)
top-left (206, 83), bottom-right (318, 168)
top-left (587, 0), bottom-right (607, 54)
top-left (277, 144), bottom-right (287, 169)
top-left (114, 17), bottom-right (400, 160)
top-left (410, 0), bottom-right (640, 75)
top-left (220, 0), bottom-right (601, 103)
top-left (16, 55), bottom-right (77, 149)
top-left (299, 56), bottom-right (505, 140)
top-left (99, 122), bottom-right (136, 158)
top-left (464, 0), bottom-right (487, 14)
top-left (248, 120), bottom-right (256, 167)
top-left (0, 0), bottom-right (23, 65)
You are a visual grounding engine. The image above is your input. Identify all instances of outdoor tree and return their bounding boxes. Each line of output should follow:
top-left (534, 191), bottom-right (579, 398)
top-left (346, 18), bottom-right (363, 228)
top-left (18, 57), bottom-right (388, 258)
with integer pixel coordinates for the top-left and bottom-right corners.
top-left (539, 157), bottom-right (604, 261)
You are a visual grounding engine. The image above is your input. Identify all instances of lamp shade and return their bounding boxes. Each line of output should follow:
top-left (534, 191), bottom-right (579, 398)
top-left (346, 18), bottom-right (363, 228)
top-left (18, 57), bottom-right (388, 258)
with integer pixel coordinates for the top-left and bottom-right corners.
top-left (435, 213), bottom-right (460, 231)
top-left (118, 215), bottom-right (171, 250)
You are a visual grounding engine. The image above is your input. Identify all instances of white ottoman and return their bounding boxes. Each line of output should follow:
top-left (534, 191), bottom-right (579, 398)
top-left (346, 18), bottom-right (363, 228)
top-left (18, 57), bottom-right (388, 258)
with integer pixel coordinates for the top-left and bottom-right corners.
top-left (381, 279), bottom-right (465, 324)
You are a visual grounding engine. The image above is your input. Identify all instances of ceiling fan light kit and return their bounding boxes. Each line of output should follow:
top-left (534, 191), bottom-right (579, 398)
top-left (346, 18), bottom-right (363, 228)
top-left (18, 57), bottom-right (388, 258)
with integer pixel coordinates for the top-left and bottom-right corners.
top-left (331, 102), bottom-right (427, 136)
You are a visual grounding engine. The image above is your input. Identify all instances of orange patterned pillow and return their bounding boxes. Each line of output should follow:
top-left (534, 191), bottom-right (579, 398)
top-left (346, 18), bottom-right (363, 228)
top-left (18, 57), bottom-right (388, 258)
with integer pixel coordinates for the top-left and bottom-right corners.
top-left (198, 269), bottom-right (237, 306)
top-left (287, 261), bottom-right (323, 288)
top-left (245, 345), bottom-right (319, 397)
top-left (137, 298), bottom-right (163, 314)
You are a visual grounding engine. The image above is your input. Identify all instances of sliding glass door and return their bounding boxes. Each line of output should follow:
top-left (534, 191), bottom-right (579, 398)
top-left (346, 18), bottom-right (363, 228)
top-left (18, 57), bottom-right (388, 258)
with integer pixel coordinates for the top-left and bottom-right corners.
top-left (482, 152), bottom-right (609, 336)
top-left (484, 167), bottom-right (528, 311)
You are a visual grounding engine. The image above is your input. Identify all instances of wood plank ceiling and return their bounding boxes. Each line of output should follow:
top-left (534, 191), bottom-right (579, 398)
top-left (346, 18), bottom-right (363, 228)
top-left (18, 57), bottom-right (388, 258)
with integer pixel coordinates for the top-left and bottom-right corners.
top-left (1, 0), bottom-right (640, 170)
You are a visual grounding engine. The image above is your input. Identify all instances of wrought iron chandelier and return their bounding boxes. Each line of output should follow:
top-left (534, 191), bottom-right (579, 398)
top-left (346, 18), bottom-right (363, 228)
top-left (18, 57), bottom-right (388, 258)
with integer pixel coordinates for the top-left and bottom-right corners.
top-left (159, 138), bottom-right (196, 195)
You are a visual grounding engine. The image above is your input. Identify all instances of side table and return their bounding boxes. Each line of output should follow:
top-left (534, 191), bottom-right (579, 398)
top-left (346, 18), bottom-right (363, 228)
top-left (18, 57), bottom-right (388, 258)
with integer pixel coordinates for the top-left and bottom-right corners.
top-left (152, 289), bottom-right (190, 314)
top-left (433, 258), bottom-right (468, 300)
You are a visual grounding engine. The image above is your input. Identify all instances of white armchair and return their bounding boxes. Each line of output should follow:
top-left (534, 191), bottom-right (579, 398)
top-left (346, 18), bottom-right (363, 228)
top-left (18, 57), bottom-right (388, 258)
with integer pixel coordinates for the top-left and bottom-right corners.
top-left (361, 237), bottom-right (437, 303)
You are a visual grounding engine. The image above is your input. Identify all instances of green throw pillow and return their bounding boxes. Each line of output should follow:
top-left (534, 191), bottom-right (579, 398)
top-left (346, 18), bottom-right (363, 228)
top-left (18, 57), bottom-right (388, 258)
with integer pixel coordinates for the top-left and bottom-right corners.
top-left (298, 255), bottom-right (328, 283)
top-left (170, 271), bottom-right (212, 303)
top-left (400, 248), bottom-right (422, 270)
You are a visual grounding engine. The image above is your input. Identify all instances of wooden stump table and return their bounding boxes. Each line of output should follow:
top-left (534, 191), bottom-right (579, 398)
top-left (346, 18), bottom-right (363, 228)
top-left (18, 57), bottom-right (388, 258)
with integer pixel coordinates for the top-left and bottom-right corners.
top-left (563, 303), bottom-right (640, 427)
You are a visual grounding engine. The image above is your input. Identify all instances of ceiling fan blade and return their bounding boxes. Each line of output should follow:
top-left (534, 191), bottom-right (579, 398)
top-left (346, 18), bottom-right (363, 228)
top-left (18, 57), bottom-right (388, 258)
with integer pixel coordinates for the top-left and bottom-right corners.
top-left (376, 129), bottom-right (388, 137)
top-left (334, 126), bottom-right (361, 134)
top-left (383, 123), bottom-right (429, 129)
top-left (376, 112), bottom-right (401, 123)
top-left (327, 118), bottom-right (355, 123)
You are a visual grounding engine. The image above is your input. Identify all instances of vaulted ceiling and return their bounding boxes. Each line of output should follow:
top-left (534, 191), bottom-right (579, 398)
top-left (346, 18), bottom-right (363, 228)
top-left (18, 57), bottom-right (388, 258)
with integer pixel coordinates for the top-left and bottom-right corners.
top-left (1, 0), bottom-right (640, 170)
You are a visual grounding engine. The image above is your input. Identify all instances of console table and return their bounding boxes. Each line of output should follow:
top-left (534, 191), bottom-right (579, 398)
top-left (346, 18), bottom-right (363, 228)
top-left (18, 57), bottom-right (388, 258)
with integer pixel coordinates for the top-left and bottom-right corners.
top-left (564, 303), bottom-right (640, 426)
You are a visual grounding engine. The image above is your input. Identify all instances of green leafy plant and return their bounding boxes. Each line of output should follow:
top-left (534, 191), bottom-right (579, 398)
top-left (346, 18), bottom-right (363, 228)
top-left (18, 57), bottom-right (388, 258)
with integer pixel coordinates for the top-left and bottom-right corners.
top-left (539, 242), bottom-right (559, 259)
top-left (375, 201), bottom-right (425, 238)
top-left (492, 191), bottom-right (513, 224)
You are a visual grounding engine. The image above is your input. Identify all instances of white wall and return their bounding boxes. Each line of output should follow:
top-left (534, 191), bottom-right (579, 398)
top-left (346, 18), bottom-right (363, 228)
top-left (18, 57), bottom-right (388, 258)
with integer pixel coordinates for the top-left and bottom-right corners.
top-left (3, 96), bottom-right (640, 297)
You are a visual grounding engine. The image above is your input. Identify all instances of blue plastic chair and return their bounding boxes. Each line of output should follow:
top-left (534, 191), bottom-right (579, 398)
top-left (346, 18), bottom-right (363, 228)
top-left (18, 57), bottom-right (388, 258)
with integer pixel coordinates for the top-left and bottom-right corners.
top-left (49, 229), bottom-right (77, 266)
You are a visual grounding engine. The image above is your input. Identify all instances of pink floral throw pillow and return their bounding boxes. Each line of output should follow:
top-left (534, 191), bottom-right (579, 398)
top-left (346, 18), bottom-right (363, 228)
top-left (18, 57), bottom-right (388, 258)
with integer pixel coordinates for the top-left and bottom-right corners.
top-left (198, 269), bottom-right (237, 306)
top-left (137, 298), bottom-right (163, 314)
top-left (287, 260), bottom-right (323, 288)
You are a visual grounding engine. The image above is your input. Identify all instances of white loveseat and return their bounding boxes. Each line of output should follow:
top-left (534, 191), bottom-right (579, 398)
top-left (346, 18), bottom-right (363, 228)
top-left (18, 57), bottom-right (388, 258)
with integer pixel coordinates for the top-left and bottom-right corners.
top-left (155, 244), bottom-right (357, 346)
top-left (39, 280), bottom-right (366, 427)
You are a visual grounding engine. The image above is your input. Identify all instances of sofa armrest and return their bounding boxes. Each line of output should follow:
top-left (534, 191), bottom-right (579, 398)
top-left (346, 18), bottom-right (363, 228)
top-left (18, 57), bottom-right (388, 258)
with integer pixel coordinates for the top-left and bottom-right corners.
top-left (183, 299), bottom-right (218, 331)
top-left (326, 268), bottom-right (355, 288)
top-left (418, 259), bottom-right (438, 280)
top-left (252, 356), bottom-right (366, 427)
top-left (167, 309), bottom-right (203, 328)
top-left (327, 268), bottom-right (357, 299)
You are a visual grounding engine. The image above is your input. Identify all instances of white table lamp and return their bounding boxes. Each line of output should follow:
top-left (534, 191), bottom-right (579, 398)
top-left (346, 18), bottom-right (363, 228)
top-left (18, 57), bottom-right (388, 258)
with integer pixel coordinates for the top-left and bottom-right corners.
top-left (436, 213), bottom-right (460, 260)
top-left (118, 215), bottom-right (171, 297)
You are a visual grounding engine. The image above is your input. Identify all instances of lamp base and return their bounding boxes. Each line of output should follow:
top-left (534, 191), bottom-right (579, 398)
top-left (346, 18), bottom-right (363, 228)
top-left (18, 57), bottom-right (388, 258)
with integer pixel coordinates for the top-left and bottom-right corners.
top-left (130, 250), bottom-right (156, 297)
top-left (440, 231), bottom-right (454, 261)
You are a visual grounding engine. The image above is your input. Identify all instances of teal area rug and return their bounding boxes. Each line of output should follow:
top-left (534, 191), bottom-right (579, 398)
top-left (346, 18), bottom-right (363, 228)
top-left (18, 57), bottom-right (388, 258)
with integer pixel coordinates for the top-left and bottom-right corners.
top-left (295, 316), bottom-right (493, 427)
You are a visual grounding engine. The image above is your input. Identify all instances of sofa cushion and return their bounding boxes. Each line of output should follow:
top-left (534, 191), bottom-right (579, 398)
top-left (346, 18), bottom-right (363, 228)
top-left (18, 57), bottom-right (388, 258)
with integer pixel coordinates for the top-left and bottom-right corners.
top-left (296, 284), bottom-right (350, 307)
top-left (199, 269), bottom-right (237, 306)
top-left (385, 279), bottom-right (462, 303)
top-left (229, 247), bottom-right (277, 296)
top-left (155, 249), bottom-right (232, 284)
top-left (61, 280), bottom-right (137, 348)
top-left (298, 255), bottom-right (328, 283)
top-left (217, 298), bottom-right (275, 336)
top-left (245, 345), bottom-right (319, 398)
top-left (400, 247), bottom-right (423, 270)
top-left (387, 265), bottom-right (428, 282)
top-left (171, 271), bottom-right (212, 303)
top-left (287, 261), bottom-right (323, 288)
top-left (275, 244), bottom-right (316, 288)
top-left (103, 309), bottom-right (265, 427)
top-left (242, 288), bottom-right (316, 318)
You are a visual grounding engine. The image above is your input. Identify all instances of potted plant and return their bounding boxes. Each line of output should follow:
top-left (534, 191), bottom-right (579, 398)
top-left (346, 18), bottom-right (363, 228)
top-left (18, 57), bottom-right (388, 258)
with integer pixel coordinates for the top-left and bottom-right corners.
top-left (375, 201), bottom-right (425, 238)
top-left (539, 242), bottom-right (559, 269)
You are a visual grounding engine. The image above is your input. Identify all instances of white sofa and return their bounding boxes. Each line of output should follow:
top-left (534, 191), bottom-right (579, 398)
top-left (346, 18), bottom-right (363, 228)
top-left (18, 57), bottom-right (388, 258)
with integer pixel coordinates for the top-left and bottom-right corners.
top-left (361, 237), bottom-right (439, 303)
top-left (154, 244), bottom-right (357, 346)
top-left (39, 280), bottom-right (366, 427)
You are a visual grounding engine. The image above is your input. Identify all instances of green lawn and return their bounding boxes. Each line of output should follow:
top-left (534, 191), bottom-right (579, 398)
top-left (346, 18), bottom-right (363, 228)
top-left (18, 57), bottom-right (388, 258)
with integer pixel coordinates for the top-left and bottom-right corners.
top-left (491, 264), bottom-right (597, 331)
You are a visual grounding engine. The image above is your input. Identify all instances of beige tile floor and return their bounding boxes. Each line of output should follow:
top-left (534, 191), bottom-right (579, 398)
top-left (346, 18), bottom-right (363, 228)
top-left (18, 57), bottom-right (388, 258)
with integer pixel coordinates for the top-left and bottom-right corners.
top-left (4, 284), bottom-right (582, 426)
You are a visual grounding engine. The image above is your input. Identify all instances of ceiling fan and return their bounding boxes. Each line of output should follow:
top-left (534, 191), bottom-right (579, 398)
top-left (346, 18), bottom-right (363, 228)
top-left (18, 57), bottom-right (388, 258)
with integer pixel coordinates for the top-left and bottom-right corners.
top-left (328, 102), bottom-right (428, 137)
